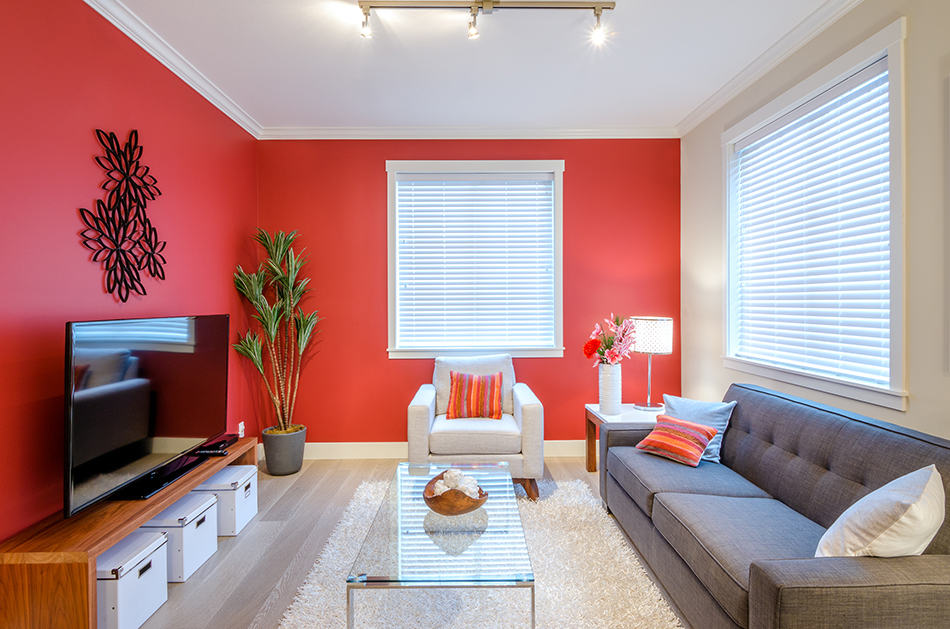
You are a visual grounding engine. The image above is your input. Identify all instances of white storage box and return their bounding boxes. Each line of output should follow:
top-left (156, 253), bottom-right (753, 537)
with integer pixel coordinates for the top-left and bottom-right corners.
top-left (192, 464), bottom-right (258, 536)
top-left (140, 493), bottom-right (217, 582)
top-left (96, 531), bottom-right (168, 629)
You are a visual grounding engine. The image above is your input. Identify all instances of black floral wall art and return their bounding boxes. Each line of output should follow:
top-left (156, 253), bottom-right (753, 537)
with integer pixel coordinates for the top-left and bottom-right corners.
top-left (79, 129), bottom-right (166, 302)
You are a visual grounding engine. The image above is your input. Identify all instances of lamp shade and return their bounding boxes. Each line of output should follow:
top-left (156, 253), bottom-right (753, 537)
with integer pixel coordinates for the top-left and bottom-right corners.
top-left (632, 317), bottom-right (673, 355)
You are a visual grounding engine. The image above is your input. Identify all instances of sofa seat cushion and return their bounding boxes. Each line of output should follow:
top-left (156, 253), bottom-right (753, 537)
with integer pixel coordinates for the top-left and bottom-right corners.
top-left (653, 493), bottom-right (826, 627)
top-left (429, 414), bottom-right (522, 455)
top-left (606, 446), bottom-right (770, 517)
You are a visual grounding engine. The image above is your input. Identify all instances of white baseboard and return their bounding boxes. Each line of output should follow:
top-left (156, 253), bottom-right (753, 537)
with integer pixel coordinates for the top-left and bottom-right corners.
top-left (542, 440), bottom-right (586, 457)
top-left (256, 439), bottom-right (586, 460)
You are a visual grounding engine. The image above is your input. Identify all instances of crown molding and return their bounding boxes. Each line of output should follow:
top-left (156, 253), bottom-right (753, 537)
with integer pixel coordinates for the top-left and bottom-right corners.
top-left (676, 0), bottom-right (864, 135)
top-left (84, 0), bottom-right (264, 138)
top-left (257, 126), bottom-right (681, 140)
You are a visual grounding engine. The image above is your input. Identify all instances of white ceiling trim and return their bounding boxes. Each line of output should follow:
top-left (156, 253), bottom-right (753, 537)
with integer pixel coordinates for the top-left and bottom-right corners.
top-left (83, 0), bottom-right (263, 138)
top-left (676, 0), bottom-right (864, 135)
top-left (257, 126), bottom-right (680, 140)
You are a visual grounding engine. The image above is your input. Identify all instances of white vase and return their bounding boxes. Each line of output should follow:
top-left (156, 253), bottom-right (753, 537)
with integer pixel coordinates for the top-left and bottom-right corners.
top-left (598, 363), bottom-right (622, 415)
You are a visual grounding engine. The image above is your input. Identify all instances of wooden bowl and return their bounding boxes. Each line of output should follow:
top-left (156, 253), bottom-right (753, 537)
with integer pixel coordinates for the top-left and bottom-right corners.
top-left (423, 471), bottom-right (488, 516)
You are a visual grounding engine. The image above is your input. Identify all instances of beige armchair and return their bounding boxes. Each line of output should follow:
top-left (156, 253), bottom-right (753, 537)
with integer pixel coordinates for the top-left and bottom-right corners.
top-left (407, 354), bottom-right (543, 499)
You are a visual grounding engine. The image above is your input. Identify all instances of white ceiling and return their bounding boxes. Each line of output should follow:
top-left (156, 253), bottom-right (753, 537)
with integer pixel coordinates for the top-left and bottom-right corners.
top-left (93, 0), bottom-right (859, 138)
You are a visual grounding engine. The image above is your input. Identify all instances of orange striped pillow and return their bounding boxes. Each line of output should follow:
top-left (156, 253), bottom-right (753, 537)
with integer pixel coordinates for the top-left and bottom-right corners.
top-left (446, 371), bottom-right (503, 420)
top-left (635, 415), bottom-right (718, 467)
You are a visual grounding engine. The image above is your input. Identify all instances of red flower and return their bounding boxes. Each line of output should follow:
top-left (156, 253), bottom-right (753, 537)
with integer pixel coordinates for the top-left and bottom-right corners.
top-left (583, 338), bottom-right (602, 359)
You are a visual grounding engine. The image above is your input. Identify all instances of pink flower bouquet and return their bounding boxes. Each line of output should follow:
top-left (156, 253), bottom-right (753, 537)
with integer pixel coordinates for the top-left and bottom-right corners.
top-left (583, 314), bottom-right (636, 366)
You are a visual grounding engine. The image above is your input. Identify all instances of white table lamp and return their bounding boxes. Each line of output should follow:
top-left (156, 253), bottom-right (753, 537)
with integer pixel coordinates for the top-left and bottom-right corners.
top-left (632, 316), bottom-right (673, 411)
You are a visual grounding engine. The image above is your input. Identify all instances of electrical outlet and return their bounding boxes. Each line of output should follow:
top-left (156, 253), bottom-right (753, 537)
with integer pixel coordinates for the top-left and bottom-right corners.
top-left (238, 421), bottom-right (245, 438)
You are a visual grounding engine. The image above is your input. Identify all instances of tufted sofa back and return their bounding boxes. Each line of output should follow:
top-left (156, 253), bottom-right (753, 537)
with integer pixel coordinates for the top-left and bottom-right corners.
top-left (720, 384), bottom-right (950, 554)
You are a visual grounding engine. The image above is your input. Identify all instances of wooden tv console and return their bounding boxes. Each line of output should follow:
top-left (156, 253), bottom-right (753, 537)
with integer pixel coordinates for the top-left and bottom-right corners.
top-left (0, 437), bottom-right (258, 629)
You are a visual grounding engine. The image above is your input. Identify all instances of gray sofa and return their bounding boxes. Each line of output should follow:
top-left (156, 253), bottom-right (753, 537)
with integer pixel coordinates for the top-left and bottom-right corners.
top-left (600, 383), bottom-right (950, 628)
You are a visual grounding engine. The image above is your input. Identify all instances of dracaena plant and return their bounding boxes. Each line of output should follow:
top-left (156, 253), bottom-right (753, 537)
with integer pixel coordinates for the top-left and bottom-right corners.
top-left (233, 229), bottom-right (320, 433)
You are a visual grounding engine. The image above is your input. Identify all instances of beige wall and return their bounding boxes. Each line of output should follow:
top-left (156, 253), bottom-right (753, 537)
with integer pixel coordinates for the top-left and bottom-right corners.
top-left (681, 0), bottom-right (950, 437)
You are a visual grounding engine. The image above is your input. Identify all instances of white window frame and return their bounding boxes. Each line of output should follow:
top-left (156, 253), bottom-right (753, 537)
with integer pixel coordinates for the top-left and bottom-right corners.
top-left (722, 19), bottom-right (907, 411)
top-left (386, 160), bottom-right (565, 359)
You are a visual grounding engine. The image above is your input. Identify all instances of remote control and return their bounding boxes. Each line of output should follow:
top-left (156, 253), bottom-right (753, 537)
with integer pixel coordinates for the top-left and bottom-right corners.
top-left (196, 449), bottom-right (228, 456)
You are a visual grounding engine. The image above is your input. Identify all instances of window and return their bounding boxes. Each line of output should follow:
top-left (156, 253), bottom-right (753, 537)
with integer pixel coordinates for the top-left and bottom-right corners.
top-left (724, 21), bottom-right (906, 410)
top-left (387, 160), bottom-right (564, 358)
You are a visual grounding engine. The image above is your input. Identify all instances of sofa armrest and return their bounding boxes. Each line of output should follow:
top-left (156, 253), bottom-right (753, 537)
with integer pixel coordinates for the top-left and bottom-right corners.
top-left (599, 422), bottom-right (653, 504)
top-left (513, 382), bottom-right (543, 479)
top-left (408, 384), bottom-right (436, 464)
top-left (749, 556), bottom-right (950, 628)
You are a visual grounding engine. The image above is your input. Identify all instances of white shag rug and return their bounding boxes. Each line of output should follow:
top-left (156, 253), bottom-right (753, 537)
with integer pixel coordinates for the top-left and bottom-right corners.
top-left (281, 480), bottom-right (682, 628)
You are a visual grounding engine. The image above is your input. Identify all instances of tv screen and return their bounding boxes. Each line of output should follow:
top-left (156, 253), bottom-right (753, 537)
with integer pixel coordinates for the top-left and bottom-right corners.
top-left (64, 314), bottom-right (229, 516)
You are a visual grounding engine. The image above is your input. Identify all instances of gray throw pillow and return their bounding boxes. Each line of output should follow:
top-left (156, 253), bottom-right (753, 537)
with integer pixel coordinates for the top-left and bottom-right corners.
top-left (662, 394), bottom-right (737, 463)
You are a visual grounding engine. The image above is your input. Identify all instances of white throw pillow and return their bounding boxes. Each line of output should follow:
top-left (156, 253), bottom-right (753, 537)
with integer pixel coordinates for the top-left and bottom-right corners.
top-left (815, 464), bottom-right (945, 558)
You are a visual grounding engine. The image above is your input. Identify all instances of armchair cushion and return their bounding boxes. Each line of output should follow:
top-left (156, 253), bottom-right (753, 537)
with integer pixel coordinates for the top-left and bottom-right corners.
top-left (434, 354), bottom-right (515, 415)
top-left (429, 414), bottom-right (522, 455)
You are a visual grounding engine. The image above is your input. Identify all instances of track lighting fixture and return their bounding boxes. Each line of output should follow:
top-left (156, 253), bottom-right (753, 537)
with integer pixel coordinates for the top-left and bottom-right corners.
top-left (468, 7), bottom-right (479, 39)
top-left (360, 8), bottom-right (372, 38)
top-left (357, 1), bottom-right (615, 41)
top-left (591, 7), bottom-right (606, 46)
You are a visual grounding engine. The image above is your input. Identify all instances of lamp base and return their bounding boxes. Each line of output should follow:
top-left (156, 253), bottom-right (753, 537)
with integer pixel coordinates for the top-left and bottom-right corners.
top-left (633, 403), bottom-right (663, 412)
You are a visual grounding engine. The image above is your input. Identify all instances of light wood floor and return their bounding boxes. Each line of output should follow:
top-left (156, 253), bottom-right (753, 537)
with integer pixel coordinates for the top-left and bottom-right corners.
top-left (141, 457), bottom-right (658, 629)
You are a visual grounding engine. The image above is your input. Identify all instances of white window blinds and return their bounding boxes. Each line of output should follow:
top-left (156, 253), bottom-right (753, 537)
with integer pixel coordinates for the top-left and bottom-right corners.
top-left (729, 57), bottom-right (892, 389)
top-left (388, 162), bottom-right (563, 356)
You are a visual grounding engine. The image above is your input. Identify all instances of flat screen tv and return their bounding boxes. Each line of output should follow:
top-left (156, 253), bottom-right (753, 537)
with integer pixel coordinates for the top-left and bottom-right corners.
top-left (64, 314), bottom-right (229, 517)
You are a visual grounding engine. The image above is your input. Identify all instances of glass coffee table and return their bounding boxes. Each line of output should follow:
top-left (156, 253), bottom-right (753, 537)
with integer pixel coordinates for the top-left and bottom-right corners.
top-left (346, 462), bottom-right (535, 627)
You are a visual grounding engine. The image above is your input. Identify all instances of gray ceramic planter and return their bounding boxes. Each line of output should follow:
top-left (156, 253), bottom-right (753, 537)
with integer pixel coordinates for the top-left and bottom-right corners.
top-left (262, 425), bottom-right (306, 475)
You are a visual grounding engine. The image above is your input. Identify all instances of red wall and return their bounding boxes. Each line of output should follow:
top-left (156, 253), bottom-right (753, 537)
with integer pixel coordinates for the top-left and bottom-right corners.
top-left (2, 1), bottom-right (681, 542)
top-left (0, 0), bottom-right (258, 541)
top-left (256, 140), bottom-right (680, 443)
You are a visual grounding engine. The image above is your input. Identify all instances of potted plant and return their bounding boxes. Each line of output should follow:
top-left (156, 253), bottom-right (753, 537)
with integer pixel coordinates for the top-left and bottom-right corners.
top-left (583, 314), bottom-right (636, 415)
top-left (233, 229), bottom-right (319, 475)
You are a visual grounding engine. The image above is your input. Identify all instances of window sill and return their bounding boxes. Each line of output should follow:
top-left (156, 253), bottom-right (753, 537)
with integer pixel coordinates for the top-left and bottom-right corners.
top-left (722, 356), bottom-right (907, 411)
top-left (389, 347), bottom-right (564, 359)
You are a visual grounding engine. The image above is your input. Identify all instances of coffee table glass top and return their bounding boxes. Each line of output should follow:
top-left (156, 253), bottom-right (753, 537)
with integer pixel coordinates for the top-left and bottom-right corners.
top-left (347, 462), bottom-right (534, 585)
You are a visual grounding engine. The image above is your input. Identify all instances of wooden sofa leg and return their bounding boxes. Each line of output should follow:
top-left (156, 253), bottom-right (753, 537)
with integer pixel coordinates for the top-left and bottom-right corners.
top-left (514, 478), bottom-right (539, 501)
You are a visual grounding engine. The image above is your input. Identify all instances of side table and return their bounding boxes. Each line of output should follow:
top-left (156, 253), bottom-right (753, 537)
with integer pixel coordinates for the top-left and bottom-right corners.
top-left (585, 404), bottom-right (661, 472)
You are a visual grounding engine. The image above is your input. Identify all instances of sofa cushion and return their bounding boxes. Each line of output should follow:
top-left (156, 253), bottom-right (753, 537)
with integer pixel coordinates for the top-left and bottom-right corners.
top-left (429, 413), bottom-right (521, 455)
top-left (606, 446), bottom-right (770, 517)
top-left (433, 354), bottom-right (515, 416)
top-left (653, 493), bottom-right (826, 627)
top-left (663, 394), bottom-right (737, 463)
top-left (635, 414), bottom-right (719, 467)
